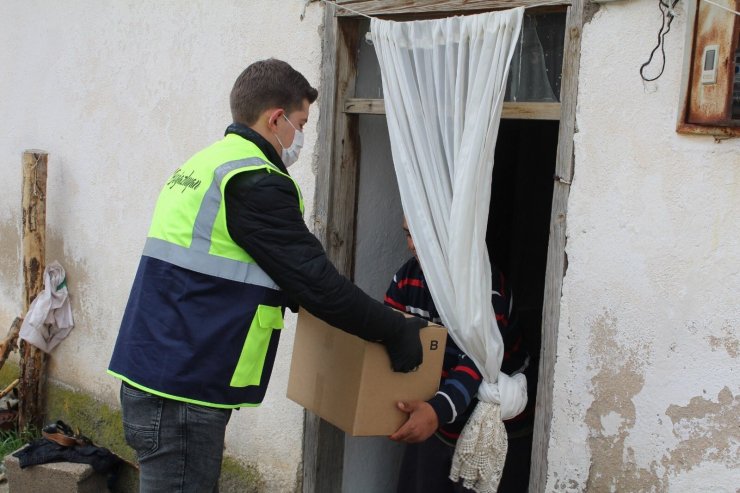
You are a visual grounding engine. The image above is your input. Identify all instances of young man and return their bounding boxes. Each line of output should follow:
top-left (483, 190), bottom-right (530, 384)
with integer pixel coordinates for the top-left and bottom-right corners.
top-left (108, 59), bottom-right (426, 492)
top-left (386, 219), bottom-right (536, 493)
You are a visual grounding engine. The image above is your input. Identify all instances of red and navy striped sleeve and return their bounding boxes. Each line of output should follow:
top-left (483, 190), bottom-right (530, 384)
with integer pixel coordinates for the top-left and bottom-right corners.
top-left (427, 343), bottom-right (482, 426)
top-left (384, 258), bottom-right (441, 324)
top-left (383, 272), bottom-right (408, 312)
top-left (385, 257), bottom-right (532, 439)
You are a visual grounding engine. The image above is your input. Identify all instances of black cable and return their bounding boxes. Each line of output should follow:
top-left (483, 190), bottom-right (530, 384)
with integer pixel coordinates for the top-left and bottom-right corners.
top-left (639, 0), bottom-right (681, 82)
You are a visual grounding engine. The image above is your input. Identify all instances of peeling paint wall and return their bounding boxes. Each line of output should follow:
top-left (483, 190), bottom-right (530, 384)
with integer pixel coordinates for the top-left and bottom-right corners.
top-left (548, 0), bottom-right (740, 491)
top-left (0, 1), bottom-right (325, 490)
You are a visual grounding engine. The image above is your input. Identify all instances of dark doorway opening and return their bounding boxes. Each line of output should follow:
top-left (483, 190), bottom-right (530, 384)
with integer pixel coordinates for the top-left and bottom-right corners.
top-left (487, 118), bottom-right (559, 483)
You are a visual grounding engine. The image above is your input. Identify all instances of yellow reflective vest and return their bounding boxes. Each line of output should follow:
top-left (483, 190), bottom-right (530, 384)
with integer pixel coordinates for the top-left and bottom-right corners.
top-left (108, 133), bottom-right (303, 407)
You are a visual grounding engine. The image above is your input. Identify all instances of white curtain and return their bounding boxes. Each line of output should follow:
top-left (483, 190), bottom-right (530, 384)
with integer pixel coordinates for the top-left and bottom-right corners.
top-left (370, 9), bottom-right (527, 493)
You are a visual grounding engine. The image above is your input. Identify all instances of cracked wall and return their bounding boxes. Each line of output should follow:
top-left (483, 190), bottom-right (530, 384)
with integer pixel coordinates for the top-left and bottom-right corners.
top-left (584, 312), bottom-right (656, 492)
top-left (577, 314), bottom-right (738, 492)
top-left (546, 0), bottom-right (740, 491)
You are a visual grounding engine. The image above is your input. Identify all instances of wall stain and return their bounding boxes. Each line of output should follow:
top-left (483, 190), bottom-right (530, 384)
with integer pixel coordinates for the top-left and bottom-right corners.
top-left (585, 311), bottom-right (661, 492)
top-left (584, 312), bottom-right (738, 492)
top-left (584, 0), bottom-right (601, 24)
top-left (552, 475), bottom-right (581, 491)
top-left (44, 229), bottom-right (94, 385)
top-left (663, 387), bottom-right (739, 475)
top-left (705, 325), bottom-right (738, 357)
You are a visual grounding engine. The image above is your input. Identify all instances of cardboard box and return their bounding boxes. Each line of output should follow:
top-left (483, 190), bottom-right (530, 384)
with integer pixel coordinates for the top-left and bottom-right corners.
top-left (287, 309), bottom-right (447, 436)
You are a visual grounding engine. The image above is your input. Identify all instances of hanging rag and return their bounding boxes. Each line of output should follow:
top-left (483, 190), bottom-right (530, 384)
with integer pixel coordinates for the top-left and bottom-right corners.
top-left (450, 374), bottom-right (528, 491)
top-left (19, 261), bottom-right (74, 353)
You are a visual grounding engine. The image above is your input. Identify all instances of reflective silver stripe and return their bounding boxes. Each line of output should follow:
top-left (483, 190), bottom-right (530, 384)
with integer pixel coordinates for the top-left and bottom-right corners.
top-left (143, 237), bottom-right (280, 290)
top-left (190, 157), bottom-right (277, 252)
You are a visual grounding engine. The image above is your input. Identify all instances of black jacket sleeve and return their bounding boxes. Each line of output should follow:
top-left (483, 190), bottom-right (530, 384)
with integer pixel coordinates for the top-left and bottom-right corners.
top-left (224, 170), bottom-right (425, 372)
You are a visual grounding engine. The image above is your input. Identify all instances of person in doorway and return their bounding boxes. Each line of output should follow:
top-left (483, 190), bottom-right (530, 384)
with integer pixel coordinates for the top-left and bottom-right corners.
top-left (386, 218), bottom-right (536, 493)
top-left (108, 59), bottom-right (426, 492)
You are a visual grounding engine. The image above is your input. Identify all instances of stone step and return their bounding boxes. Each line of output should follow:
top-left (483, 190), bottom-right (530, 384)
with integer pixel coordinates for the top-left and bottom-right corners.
top-left (4, 450), bottom-right (108, 493)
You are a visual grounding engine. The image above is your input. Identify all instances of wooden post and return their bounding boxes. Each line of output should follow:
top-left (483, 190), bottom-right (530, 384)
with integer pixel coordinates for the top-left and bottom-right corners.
top-left (18, 150), bottom-right (49, 431)
top-left (0, 317), bottom-right (23, 371)
top-left (529, 1), bottom-right (584, 491)
top-left (304, 4), bottom-right (364, 491)
top-left (303, 4), bottom-right (346, 492)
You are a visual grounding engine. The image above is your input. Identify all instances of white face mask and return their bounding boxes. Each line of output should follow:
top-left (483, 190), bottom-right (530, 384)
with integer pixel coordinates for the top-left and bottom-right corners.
top-left (275, 114), bottom-right (303, 168)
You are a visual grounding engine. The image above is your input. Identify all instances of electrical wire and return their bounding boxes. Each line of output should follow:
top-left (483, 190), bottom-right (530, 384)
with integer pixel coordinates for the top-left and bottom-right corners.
top-left (639, 0), bottom-right (681, 82)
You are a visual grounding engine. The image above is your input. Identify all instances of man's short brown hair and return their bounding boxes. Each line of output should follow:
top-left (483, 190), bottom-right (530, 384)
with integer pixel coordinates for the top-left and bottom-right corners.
top-left (230, 58), bottom-right (318, 126)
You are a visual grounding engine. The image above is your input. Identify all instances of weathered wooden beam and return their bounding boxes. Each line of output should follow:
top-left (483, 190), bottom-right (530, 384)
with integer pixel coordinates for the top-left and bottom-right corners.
top-left (503, 102), bottom-right (561, 121)
top-left (326, 20), bottom-right (362, 278)
top-left (344, 98), bottom-right (561, 120)
top-left (313, 4), bottom-right (338, 249)
top-left (335, 0), bottom-right (571, 17)
top-left (303, 3), bottom-right (348, 492)
top-left (303, 411), bottom-right (345, 493)
top-left (18, 150), bottom-right (49, 432)
top-left (0, 379), bottom-right (20, 400)
top-left (0, 317), bottom-right (23, 372)
top-left (343, 98), bottom-right (387, 115)
top-left (529, 1), bottom-right (583, 491)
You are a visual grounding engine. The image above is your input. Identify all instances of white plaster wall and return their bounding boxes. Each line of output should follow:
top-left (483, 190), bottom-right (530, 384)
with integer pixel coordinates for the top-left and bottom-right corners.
top-left (0, 1), bottom-right (324, 489)
top-left (548, 1), bottom-right (740, 491)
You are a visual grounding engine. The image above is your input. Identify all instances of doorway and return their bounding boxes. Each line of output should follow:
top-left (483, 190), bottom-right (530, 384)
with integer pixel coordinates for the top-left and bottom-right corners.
top-left (345, 116), bottom-right (558, 493)
top-left (489, 119), bottom-right (559, 369)
top-left (307, 3), bottom-right (581, 491)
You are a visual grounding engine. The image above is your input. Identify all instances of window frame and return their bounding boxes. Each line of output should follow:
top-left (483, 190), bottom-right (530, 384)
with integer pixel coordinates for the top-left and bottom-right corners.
top-left (676, 0), bottom-right (740, 137)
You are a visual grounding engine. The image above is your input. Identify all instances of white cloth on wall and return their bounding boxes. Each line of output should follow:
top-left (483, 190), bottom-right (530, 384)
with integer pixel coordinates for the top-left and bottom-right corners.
top-left (370, 9), bottom-right (526, 492)
top-left (19, 261), bottom-right (74, 353)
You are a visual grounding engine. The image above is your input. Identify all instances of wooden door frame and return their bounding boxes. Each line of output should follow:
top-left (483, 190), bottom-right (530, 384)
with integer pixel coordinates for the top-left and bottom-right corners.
top-left (305, 2), bottom-right (585, 492)
top-left (531, 1), bottom-right (584, 491)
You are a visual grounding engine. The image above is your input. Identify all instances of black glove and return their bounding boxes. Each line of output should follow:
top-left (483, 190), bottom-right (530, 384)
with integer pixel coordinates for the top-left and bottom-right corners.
top-left (383, 316), bottom-right (426, 372)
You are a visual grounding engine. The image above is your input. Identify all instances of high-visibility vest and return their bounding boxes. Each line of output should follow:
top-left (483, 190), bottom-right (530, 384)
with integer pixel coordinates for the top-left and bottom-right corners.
top-left (108, 133), bottom-right (303, 407)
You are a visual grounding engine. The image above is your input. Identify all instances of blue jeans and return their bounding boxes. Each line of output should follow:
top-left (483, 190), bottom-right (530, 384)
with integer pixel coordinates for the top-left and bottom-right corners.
top-left (120, 382), bottom-right (232, 493)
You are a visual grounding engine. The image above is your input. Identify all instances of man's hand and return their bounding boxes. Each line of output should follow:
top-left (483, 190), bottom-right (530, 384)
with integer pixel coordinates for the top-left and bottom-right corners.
top-left (385, 317), bottom-right (426, 372)
top-left (389, 401), bottom-right (439, 443)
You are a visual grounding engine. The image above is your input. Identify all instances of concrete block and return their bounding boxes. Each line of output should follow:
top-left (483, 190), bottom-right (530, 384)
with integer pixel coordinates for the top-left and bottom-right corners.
top-left (4, 449), bottom-right (108, 493)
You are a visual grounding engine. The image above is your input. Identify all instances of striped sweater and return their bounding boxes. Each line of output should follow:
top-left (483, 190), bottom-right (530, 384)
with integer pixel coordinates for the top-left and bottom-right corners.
top-left (385, 257), bottom-right (534, 443)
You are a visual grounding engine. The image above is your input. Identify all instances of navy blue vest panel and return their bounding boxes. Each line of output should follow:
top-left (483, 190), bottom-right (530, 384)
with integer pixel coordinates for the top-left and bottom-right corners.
top-left (108, 256), bottom-right (286, 407)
